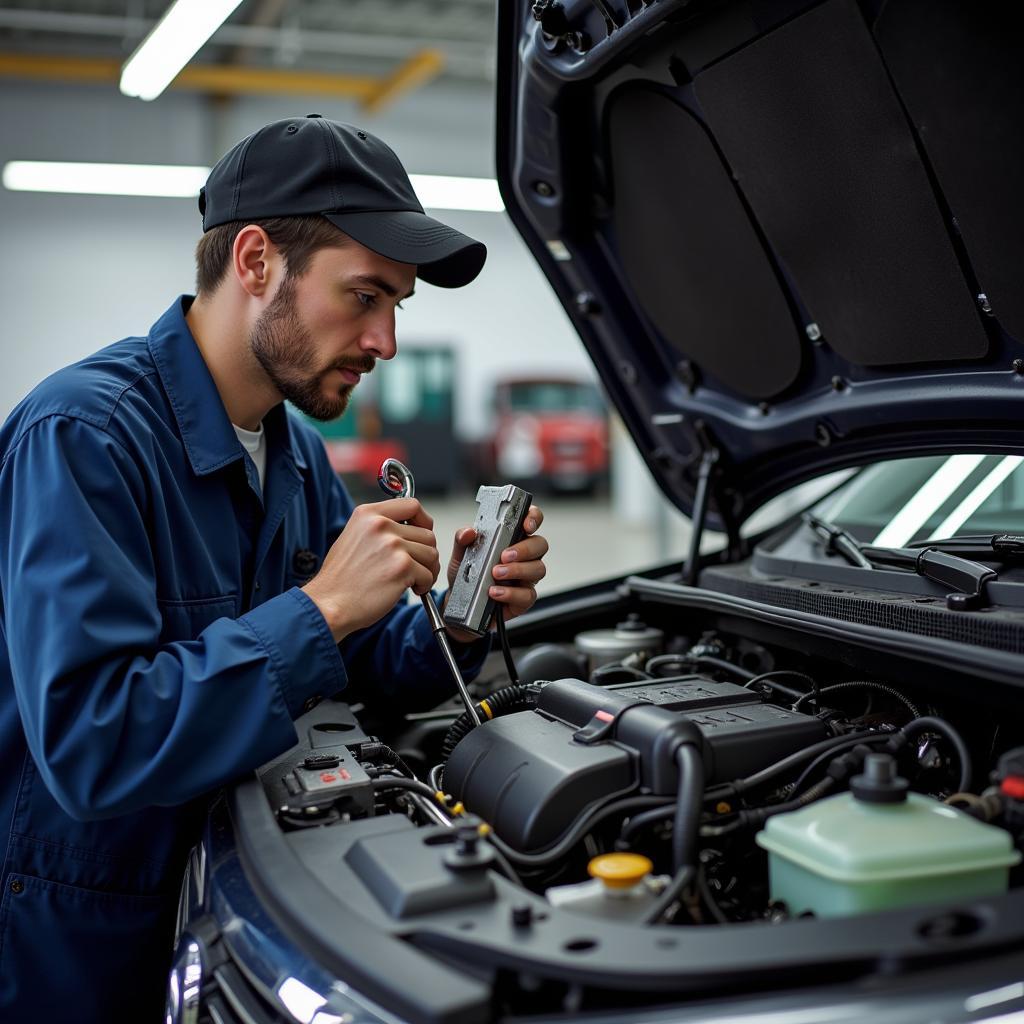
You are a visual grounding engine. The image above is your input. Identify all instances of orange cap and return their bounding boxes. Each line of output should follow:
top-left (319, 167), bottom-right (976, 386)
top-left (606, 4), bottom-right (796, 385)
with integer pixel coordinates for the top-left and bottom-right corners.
top-left (587, 853), bottom-right (653, 889)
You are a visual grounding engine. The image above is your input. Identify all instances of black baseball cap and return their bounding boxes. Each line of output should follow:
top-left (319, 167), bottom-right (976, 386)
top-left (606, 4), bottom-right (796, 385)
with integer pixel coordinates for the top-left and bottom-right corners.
top-left (198, 114), bottom-right (486, 288)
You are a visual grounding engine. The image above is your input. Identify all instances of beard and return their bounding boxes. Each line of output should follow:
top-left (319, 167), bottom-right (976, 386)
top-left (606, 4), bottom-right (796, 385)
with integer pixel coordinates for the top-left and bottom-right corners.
top-left (249, 276), bottom-right (374, 422)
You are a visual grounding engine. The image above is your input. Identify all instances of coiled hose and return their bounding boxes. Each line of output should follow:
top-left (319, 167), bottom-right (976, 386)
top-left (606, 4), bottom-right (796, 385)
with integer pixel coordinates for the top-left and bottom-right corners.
top-left (440, 683), bottom-right (537, 761)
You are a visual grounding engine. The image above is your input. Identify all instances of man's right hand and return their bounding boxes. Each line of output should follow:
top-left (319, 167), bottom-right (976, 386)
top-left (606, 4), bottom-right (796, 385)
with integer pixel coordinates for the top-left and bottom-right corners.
top-left (302, 498), bottom-right (440, 642)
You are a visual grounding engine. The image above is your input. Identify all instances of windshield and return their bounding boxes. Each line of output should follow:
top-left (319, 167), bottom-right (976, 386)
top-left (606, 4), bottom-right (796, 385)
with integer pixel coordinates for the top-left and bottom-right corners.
top-left (814, 454), bottom-right (1024, 546)
top-left (503, 381), bottom-right (604, 414)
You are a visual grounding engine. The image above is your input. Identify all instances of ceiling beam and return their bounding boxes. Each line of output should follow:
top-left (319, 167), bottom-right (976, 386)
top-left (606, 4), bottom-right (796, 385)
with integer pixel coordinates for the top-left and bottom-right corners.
top-left (0, 7), bottom-right (492, 78)
top-left (0, 50), bottom-right (447, 110)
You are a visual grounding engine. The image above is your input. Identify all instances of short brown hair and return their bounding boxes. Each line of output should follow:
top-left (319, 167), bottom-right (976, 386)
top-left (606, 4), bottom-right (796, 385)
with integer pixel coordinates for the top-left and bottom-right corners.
top-left (194, 215), bottom-right (349, 295)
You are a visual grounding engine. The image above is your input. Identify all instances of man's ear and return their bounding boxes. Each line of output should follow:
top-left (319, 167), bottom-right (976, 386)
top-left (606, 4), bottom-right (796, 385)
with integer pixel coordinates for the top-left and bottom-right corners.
top-left (231, 225), bottom-right (280, 298)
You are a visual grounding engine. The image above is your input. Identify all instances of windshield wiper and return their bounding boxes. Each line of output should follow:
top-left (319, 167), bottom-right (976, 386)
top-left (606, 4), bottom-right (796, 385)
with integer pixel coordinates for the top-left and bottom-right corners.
top-left (802, 513), bottom-right (998, 610)
top-left (802, 513), bottom-right (873, 568)
top-left (904, 534), bottom-right (1024, 561)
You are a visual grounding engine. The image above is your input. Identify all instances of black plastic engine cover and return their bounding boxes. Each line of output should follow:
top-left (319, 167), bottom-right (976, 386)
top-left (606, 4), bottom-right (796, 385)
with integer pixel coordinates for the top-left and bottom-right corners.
top-left (446, 678), bottom-right (827, 852)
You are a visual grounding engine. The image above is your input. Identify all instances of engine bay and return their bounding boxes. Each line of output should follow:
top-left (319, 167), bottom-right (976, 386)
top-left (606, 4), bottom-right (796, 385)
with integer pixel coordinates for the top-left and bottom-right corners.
top-left (233, 576), bottom-right (1024, 1019)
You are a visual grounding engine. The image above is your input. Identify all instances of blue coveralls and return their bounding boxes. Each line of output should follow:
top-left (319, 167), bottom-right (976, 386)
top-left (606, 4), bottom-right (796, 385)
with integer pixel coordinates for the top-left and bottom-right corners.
top-left (0, 297), bottom-right (488, 1021)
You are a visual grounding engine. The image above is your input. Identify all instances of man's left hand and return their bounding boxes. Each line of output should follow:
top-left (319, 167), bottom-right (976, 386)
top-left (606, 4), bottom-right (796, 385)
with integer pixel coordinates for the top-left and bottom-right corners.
top-left (443, 504), bottom-right (548, 644)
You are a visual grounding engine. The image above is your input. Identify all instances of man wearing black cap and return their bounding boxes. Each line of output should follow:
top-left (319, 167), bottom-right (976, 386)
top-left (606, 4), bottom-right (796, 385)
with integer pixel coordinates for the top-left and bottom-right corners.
top-left (0, 116), bottom-right (549, 1021)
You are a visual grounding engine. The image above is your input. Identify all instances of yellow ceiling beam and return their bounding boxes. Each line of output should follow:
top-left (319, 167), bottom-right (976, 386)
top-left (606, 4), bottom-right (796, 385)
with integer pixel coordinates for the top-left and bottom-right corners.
top-left (0, 49), bottom-right (446, 112)
top-left (361, 49), bottom-right (446, 115)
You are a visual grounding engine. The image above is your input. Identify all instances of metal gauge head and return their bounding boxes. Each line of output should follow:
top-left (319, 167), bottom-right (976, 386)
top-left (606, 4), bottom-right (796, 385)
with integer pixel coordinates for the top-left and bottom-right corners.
top-left (378, 458), bottom-right (415, 499)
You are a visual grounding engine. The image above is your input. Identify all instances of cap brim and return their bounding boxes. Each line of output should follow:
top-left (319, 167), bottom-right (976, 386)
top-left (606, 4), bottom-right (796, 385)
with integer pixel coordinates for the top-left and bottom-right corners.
top-left (323, 209), bottom-right (486, 288)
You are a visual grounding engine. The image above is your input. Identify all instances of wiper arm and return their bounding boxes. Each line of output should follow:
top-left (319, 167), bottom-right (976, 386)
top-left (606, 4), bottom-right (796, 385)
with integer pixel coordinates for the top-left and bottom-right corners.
top-left (802, 513), bottom-right (998, 609)
top-left (802, 512), bottom-right (874, 569)
top-left (861, 544), bottom-right (998, 610)
top-left (904, 534), bottom-right (1024, 562)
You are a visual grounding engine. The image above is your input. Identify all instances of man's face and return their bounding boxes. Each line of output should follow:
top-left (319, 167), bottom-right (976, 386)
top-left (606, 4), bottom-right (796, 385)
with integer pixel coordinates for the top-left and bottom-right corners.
top-left (249, 241), bottom-right (416, 421)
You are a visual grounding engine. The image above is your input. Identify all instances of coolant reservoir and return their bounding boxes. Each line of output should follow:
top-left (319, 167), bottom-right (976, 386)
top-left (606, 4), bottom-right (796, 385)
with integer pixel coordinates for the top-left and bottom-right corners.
top-left (756, 754), bottom-right (1021, 918)
top-left (545, 854), bottom-right (666, 921)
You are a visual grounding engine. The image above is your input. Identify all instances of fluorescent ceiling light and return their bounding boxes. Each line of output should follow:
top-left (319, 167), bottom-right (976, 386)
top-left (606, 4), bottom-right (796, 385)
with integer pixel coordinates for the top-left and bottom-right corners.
top-left (872, 454), bottom-right (986, 548)
top-left (3, 162), bottom-right (504, 213)
top-left (410, 174), bottom-right (504, 212)
top-left (2, 161), bottom-right (210, 198)
top-left (120, 0), bottom-right (244, 101)
top-left (929, 455), bottom-right (1023, 539)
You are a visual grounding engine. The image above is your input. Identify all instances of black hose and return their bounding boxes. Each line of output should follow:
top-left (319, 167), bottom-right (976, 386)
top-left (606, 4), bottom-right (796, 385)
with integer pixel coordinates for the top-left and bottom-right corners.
top-left (640, 744), bottom-right (704, 925)
top-left (495, 611), bottom-right (520, 686)
top-left (792, 681), bottom-right (921, 720)
top-left (744, 670), bottom-right (819, 707)
top-left (358, 741), bottom-right (415, 779)
top-left (641, 865), bottom-right (696, 925)
top-left (718, 732), bottom-right (874, 798)
top-left (428, 763), bottom-right (445, 793)
top-left (488, 794), bottom-right (671, 868)
top-left (371, 776), bottom-right (445, 802)
top-left (440, 683), bottom-right (537, 761)
top-left (788, 733), bottom-right (893, 795)
top-left (691, 656), bottom-right (757, 681)
top-left (697, 864), bottom-right (730, 925)
top-left (619, 803), bottom-right (674, 844)
top-left (902, 716), bottom-right (972, 792)
top-left (644, 654), bottom-right (692, 678)
top-left (671, 745), bottom-right (704, 873)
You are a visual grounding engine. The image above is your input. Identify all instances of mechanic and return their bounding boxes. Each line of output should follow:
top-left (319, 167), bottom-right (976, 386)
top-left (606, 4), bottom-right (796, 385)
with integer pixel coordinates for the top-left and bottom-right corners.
top-left (0, 116), bottom-right (549, 1020)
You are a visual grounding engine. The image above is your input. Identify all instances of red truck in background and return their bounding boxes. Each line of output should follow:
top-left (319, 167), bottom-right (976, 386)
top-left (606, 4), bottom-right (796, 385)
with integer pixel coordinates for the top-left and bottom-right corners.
top-left (485, 376), bottom-right (609, 493)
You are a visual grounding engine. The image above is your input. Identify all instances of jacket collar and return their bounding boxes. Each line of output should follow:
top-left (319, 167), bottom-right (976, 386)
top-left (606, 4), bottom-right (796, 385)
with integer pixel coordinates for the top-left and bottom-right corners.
top-left (147, 296), bottom-right (307, 476)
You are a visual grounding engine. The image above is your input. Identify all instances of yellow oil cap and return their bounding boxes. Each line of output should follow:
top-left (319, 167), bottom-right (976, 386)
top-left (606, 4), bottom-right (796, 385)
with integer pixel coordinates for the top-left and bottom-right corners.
top-left (587, 853), bottom-right (653, 889)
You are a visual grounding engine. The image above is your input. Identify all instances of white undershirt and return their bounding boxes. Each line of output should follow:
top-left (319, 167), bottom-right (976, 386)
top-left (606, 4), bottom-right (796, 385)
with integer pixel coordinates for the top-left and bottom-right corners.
top-left (233, 421), bottom-right (267, 491)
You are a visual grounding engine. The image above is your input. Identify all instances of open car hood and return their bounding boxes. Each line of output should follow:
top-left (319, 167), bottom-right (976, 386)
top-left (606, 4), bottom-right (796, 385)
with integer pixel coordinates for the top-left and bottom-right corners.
top-left (496, 0), bottom-right (1024, 528)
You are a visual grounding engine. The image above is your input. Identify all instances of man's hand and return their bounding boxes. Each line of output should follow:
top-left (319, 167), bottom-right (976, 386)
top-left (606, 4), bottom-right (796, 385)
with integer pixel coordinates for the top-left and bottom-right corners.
top-left (443, 504), bottom-right (548, 644)
top-left (303, 498), bottom-right (440, 642)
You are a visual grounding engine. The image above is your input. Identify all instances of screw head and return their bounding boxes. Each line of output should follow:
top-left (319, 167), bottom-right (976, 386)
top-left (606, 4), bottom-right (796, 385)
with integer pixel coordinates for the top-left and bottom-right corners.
top-left (1013, 359), bottom-right (1024, 375)
top-left (534, 181), bottom-right (555, 198)
top-left (805, 322), bottom-right (822, 342)
top-left (9, 878), bottom-right (23, 895)
top-left (978, 292), bottom-right (993, 315)
top-left (830, 376), bottom-right (846, 391)
top-left (758, 402), bottom-right (770, 416)
top-left (511, 903), bottom-right (533, 928)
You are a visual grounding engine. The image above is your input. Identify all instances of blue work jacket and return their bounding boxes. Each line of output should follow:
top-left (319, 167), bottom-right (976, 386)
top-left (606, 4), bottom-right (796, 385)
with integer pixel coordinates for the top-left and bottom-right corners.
top-left (0, 297), bottom-right (488, 1022)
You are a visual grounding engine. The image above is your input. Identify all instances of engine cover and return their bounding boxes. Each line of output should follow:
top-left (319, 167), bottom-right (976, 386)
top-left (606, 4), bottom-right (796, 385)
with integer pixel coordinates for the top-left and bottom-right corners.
top-left (446, 677), bottom-right (827, 852)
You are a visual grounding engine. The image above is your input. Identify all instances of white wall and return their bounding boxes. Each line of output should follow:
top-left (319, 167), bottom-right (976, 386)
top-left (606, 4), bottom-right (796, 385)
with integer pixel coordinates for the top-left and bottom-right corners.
top-left (0, 79), bottom-right (592, 436)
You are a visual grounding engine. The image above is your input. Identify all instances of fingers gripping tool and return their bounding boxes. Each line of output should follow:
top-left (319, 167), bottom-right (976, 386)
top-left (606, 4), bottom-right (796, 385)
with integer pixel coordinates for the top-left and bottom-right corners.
top-left (378, 459), bottom-right (481, 726)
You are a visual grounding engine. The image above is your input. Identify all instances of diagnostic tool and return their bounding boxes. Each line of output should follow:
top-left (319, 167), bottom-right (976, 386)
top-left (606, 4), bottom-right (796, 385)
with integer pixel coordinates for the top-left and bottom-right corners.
top-left (443, 484), bottom-right (533, 637)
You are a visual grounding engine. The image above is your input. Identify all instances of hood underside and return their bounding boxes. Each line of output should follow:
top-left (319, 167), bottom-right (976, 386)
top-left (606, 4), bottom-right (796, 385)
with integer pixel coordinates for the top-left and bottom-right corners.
top-left (496, 0), bottom-right (1024, 527)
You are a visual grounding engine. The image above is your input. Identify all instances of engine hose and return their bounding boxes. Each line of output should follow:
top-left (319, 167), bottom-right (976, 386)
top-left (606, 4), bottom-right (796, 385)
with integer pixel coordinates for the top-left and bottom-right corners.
top-left (792, 681), bottom-right (921, 719)
top-left (671, 744), bottom-right (705, 873)
top-left (639, 745), bottom-right (705, 926)
top-left (440, 683), bottom-right (537, 761)
top-left (358, 741), bottom-right (414, 779)
top-left (901, 715), bottom-right (972, 793)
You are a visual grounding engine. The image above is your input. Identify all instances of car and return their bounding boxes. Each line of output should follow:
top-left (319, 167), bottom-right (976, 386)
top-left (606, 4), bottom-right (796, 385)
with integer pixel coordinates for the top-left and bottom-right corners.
top-left (166, 2), bottom-right (1024, 1022)
top-left (488, 376), bottom-right (609, 494)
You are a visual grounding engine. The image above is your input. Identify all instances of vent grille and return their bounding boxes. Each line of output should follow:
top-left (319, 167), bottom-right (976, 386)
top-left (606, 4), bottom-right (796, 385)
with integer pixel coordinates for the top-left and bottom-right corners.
top-left (700, 566), bottom-right (1024, 654)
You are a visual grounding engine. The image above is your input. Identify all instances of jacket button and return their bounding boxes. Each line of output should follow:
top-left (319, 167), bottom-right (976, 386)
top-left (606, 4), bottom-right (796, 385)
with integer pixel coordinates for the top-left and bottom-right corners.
top-left (303, 695), bottom-right (322, 712)
top-left (9, 878), bottom-right (23, 895)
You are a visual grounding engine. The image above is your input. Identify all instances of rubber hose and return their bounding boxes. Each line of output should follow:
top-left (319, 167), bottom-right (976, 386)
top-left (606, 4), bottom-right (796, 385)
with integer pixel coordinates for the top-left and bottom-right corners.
top-left (671, 744), bottom-right (705, 873)
top-left (792, 681), bottom-right (920, 719)
top-left (440, 683), bottom-right (537, 761)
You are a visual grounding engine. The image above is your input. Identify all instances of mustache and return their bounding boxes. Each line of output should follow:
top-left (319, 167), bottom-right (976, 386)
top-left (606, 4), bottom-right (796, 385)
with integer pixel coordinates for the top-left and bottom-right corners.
top-left (328, 356), bottom-right (377, 377)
